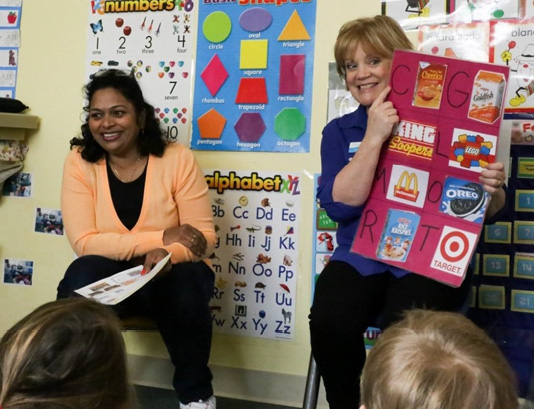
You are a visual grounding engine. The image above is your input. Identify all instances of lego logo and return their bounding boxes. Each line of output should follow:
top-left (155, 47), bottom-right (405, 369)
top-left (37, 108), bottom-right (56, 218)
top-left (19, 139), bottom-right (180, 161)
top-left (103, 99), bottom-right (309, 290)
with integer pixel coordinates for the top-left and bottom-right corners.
top-left (440, 231), bottom-right (469, 262)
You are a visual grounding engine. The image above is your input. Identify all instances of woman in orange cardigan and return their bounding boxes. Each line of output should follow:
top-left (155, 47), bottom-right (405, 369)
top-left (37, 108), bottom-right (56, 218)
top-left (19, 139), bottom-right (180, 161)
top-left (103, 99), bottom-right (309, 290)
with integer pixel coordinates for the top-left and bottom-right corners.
top-left (57, 69), bottom-right (217, 409)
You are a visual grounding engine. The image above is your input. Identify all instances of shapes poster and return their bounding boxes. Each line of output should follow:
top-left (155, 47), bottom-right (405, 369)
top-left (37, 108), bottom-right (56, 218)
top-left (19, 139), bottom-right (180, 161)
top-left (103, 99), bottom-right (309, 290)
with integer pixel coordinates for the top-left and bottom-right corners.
top-left (205, 170), bottom-right (301, 339)
top-left (191, 1), bottom-right (317, 152)
top-left (351, 50), bottom-right (510, 287)
top-left (86, 1), bottom-right (196, 145)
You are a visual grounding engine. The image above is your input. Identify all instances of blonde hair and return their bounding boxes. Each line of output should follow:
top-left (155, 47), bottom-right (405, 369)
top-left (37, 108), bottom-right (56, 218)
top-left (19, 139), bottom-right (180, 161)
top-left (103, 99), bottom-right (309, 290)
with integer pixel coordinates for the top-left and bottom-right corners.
top-left (361, 309), bottom-right (518, 409)
top-left (0, 298), bottom-right (131, 409)
top-left (334, 15), bottom-right (413, 80)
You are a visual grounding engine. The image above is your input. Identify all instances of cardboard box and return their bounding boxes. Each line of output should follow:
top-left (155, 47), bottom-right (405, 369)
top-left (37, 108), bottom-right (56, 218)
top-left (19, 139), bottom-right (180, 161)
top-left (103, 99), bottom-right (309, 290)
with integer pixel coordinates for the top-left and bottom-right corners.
top-left (0, 112), bottom-right (40, 140)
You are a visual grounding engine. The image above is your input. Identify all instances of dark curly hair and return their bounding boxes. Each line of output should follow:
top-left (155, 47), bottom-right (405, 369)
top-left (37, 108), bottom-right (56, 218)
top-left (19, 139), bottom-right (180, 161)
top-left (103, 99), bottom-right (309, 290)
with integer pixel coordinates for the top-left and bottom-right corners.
top-left (70, 69), bottom-right (166, 162)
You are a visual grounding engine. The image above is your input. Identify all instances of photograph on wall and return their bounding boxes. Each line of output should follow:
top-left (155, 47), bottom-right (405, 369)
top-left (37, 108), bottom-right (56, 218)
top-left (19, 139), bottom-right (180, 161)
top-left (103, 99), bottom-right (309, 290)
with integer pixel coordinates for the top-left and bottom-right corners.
top-left (418, 22), bottom-right (490, 62)
top-left (191, 1), bottom-right (317, 152)
top-left (382, 0), bottom-right (448, 31)
top-left (205, 170), bottom-right (301, 340)
top-left (490, 18), bottom-right (534, 118)
top-left (34, 207), bottom-right (63, 236)
top-left (351, 50), bottom-right (510, 287)
top-left (3, 258), bottom-right (32, 286)
top-left (86, 0), bottom-right (196, 145)
top-left (2, 171), bottom-right (31, 197)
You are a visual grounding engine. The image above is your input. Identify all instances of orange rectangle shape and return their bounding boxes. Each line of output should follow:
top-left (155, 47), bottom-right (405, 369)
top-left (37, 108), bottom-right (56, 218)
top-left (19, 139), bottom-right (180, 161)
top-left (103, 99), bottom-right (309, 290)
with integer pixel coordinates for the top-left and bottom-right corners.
top-left (468, 70), bottom-right (506, 124)
top-left (412, 62), bottom-right (447, 109)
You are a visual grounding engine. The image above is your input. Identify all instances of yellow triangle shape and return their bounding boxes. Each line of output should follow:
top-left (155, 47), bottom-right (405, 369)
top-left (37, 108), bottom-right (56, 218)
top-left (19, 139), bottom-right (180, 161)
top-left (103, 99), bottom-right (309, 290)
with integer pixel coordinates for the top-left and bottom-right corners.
top-left (278, 10), bottom-right (310, 41)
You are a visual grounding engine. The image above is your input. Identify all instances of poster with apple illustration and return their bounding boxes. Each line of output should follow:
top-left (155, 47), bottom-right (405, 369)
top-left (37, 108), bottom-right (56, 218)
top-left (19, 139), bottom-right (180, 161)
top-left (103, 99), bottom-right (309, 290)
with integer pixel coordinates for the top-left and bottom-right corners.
top-left (0, 1), bottom-right (21, 97)
top-left (86, 1), bottom-right (196, 146)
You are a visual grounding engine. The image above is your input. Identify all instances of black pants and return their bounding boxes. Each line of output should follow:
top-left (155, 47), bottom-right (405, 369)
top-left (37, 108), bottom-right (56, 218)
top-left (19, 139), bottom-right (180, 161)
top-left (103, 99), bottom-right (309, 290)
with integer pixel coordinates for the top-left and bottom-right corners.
top-left (57, 255), bottom-right (215, 405)
top-left (309, 260), bottom-right (472, 409)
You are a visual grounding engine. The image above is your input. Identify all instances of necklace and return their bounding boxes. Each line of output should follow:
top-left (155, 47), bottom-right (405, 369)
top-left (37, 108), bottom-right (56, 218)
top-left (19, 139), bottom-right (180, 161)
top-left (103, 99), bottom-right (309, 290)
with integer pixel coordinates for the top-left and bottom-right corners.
top-left (110, 155), bottom-right (143, 183)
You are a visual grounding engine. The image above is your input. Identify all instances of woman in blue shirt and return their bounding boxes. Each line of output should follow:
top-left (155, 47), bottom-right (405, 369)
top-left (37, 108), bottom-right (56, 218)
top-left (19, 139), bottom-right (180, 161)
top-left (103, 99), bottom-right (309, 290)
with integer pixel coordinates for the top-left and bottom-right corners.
top-left (309, 15), bottom-right (507, 409)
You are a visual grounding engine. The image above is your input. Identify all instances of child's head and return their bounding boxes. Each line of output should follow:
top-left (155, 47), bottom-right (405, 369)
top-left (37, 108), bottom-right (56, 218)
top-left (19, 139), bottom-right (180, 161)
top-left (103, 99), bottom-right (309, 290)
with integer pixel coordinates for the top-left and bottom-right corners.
top-left (360, 309), bottom-right (518, 409)
top-left (0, 298), bottom-right (131, 409)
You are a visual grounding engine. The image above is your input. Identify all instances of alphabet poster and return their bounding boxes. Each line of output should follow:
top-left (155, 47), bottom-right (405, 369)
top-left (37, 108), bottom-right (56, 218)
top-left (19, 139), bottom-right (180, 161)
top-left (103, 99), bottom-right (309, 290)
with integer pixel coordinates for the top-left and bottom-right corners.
top-left (191, 1), bottom-right (317, 152)
top-left (86, 1), bottom-right (195, 145)
top-left (351, 50), bottom-right (510, 287)
top-left (205, 170), bottom-right (301, 339)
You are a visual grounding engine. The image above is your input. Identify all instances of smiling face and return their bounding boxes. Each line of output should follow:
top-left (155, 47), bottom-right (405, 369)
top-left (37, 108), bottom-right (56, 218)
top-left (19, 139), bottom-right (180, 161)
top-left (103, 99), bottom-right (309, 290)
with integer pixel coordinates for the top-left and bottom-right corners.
top-left (87, 87), bottom-right (143, 158)
top-left (344, 45), bottom-right (392, 107)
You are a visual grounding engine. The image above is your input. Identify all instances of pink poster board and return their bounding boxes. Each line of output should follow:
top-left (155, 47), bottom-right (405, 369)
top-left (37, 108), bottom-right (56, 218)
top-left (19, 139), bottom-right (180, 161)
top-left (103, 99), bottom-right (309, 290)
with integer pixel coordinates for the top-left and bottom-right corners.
top-left (351, 50), bottom-right (510, 287)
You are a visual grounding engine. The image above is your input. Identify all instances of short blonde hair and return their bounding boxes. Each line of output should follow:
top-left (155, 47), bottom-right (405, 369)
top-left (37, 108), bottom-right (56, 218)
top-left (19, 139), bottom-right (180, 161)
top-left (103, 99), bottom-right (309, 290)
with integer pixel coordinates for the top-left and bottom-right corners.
top-left (361, 309), bottom-right (518, 409)
top-left (334, 15), bottom-right (413, 80)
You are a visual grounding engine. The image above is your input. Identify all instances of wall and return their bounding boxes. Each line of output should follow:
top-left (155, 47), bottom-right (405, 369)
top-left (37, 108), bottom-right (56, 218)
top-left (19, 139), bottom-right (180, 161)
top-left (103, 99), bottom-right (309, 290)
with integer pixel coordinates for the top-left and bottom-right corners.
top-left (0, 1), bottom-right (396, 407)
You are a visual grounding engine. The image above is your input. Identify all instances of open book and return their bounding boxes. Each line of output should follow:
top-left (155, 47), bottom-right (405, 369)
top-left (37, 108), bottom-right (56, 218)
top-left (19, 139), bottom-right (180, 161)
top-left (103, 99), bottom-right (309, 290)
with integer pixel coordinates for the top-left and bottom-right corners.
top-left (75, 253), bottom-right (171, 305)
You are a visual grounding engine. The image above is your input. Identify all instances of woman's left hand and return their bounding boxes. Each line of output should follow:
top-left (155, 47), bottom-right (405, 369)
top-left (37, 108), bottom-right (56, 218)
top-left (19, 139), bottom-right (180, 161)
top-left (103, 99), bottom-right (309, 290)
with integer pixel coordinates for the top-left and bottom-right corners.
top-left (480, 162), bottom-right (506, 218)
top-left (479, 162), bottom-right (505, 196)
top-left (142, 248), bottom-right (171, 279)
top-left (163, 224), bottom-right (207, 258)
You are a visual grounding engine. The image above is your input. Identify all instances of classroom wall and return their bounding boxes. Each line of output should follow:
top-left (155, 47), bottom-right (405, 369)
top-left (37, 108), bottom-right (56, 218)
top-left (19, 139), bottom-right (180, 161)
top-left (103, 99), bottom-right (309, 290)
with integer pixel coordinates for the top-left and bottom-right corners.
top-left (0, 1), bottom-right (416, 407)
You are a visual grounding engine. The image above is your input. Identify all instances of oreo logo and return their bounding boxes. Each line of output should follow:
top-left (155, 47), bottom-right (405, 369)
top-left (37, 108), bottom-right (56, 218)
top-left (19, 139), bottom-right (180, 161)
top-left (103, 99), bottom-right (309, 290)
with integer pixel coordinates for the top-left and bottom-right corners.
top-left (440, 178), bottom-right (488, 223)
top-left (448, 183), bottom-right (484, 217)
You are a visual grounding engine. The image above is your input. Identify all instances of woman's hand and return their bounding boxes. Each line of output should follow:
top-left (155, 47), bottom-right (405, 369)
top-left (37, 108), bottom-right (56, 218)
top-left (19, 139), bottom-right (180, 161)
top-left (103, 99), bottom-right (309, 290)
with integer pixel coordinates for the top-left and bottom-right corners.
top-left (480, 161), bottom-right (506, 218)
top-left (142, 248), bottom-right (171, 279)
top-left (479, 162), bottom-right (506, 196)
top-left (163, 224), bottom-right (207, 258)
top-left (366, 86), bottom-right (399, 146)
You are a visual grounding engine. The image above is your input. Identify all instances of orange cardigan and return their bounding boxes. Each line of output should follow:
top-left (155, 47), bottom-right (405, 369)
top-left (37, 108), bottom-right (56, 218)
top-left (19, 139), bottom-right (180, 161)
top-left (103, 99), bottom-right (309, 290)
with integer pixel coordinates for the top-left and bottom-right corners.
top-left (61, 143), bottom-right (216, 265)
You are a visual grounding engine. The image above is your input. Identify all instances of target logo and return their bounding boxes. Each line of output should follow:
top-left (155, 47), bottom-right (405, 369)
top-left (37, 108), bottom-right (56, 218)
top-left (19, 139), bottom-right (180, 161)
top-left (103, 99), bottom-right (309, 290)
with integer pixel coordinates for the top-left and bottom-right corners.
top-left (440, 231), bottom-right (469, 262)
top-left (431, 227), bottom-right (477, 277)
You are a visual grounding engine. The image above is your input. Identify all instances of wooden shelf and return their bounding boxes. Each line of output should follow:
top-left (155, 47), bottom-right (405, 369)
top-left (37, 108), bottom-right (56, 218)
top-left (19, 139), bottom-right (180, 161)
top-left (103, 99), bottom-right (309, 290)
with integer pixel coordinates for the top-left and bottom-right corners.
top-left (0, 112), bottom-right (40, 140)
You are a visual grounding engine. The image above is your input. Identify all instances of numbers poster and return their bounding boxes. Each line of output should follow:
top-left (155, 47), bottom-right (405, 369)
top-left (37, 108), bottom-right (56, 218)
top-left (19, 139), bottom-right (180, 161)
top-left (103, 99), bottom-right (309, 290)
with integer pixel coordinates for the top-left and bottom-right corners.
top-left (351, 50), bottom-right (510, 287)
top-left (86, 1), bottom-right (195, 145)
top-left (191, 1), bottom-right (317, 152)
top-left (205, 170), bottom-right (301, 339)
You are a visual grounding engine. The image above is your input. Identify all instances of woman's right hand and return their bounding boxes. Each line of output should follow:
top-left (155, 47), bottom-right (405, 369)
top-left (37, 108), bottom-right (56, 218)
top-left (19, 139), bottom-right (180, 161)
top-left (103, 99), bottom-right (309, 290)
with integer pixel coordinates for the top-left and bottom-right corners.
top-left (366, 86), bottom-right (399, 145)
top-left (163, 224), bottom-right (207, 258)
